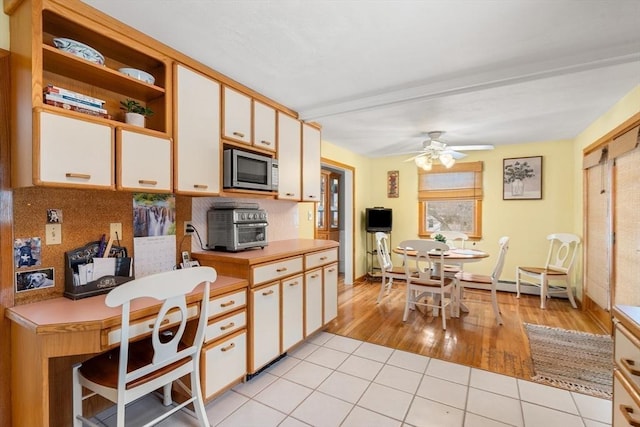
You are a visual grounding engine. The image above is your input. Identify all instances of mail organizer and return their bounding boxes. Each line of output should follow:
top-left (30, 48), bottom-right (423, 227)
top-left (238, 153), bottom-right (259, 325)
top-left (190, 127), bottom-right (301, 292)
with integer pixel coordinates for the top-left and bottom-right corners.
top-left (64, 241), bottom-right (133, 300)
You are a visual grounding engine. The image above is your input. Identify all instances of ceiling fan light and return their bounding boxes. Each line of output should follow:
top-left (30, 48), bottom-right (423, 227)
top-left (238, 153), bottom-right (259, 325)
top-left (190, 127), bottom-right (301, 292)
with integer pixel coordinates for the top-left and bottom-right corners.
top-left (440, 153), bottom-right (455, 168)
top-left (414, 156), bottom-right (427, 168)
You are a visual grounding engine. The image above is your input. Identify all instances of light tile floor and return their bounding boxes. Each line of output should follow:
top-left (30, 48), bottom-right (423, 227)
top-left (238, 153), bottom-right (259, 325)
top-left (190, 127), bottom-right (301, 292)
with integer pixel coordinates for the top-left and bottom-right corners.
top-left (91, 332), bottom-right (612, 427)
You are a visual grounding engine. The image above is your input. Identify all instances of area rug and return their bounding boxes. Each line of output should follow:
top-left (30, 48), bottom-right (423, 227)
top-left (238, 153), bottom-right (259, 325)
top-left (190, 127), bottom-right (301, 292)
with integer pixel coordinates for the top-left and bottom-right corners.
top-left (524, 323), bottom-right (613, 399)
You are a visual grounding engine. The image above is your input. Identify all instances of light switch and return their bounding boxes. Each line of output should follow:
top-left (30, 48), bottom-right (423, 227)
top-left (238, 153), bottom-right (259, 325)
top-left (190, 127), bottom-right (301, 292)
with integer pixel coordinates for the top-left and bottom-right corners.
top-left (45, 224), bottom-right (62, 245)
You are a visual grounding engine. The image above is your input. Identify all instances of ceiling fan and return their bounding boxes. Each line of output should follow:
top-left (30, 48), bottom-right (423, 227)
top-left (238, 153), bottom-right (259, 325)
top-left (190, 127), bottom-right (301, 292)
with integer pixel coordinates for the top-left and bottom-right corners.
top-left (405, 131), bottom-right (494, 170)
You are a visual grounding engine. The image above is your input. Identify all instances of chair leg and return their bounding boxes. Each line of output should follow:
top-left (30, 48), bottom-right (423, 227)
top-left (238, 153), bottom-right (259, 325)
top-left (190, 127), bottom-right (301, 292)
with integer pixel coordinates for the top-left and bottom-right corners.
top-left (162, 383), bottom-right (172, 406)
top-left (515, 268), bottom-right (521, 299)
top-left (441, 296), bottom-right (447, 330)
top-left (376, 275), bottom-right (388, 304)
top-left (540, 273), bottom-right (547, 309)
top-left (190, 370), bottom-right (210, 426)
top-left (403, 287), bottom-right (411, 322)
top-left (72, 364), bottom-right (83, 427)
top-left (565, 280), bottom-right (578, 309)
top-left (490, 281), bottom-right (503, 325)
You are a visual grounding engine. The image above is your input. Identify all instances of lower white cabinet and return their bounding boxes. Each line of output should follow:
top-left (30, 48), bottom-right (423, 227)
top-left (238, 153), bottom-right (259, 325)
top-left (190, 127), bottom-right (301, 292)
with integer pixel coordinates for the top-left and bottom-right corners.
top-left (323, 263), bottom-right (339, 323)
top-left (202, 330), bottom-right (247, 400)
top-left (305, 269), bottom-right (323, 336)
top-left (250, 282), bottom-right (281, 372)
top-left (282, 275), bottom-right (304, 352)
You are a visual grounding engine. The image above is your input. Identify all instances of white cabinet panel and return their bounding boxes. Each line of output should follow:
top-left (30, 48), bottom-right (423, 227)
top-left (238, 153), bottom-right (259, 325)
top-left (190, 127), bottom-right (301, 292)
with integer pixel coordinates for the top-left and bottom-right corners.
top-left (282, 275), bottom-right (304, 351)
top-left (222, 86), bottom-right (251, 144)
top-left (302, 123), bottom-right (321, 202)
top-left (175, 64), bottom-right (221, 195)
top-left (208, 289), bottom-right (247, 318)
top-left (203, 331), bottom-right (247, 400)
top-left (254, 100), bottom-right (276, 152)
top-left (251, 282), bottom-right (280, 371)
top-left (323, 263), bottom-right (338, 323)
top-left (38, 111), bottom-right (113, 188)
top-left (205, 310), bottom-right (246, 342)
top-left (252, 256), bottom-right (303, 286)
top-left (277, 112), bottom-right (301, 200)
top-left (117, 129), bottom-right (172, 192)
top-left (305, 269), bottom-right (323, 336)
top-left (306, 249), bottom-right (338, 270)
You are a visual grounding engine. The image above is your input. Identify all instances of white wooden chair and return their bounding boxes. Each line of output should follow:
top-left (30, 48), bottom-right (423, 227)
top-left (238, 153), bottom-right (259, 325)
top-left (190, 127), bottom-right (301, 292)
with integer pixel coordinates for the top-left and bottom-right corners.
top-left (72, 267), bottom-right (216, 427)
top-left (400, 239), bottom-right (455, 330)
top-left (431, 231), bottom-right (469, 276)
top-left (375, 232), bottom-right (407, 303)
top-left (516, 233), bottom-right (580, 309)
top-left (455, 236), bottom-right (510, 325)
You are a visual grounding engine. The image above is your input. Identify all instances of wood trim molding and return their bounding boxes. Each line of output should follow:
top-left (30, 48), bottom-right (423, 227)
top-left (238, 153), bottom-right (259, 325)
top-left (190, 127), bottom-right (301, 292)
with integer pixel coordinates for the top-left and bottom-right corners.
top-left (583, 112), bottom-right (640, 155)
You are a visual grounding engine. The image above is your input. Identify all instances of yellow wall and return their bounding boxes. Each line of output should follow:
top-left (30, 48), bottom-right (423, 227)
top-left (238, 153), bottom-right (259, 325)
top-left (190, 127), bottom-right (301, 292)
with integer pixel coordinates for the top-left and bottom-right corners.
top-left (1, 11), bottom-right (8, 50)
top-left (297, 202), bottom-right (316, 238)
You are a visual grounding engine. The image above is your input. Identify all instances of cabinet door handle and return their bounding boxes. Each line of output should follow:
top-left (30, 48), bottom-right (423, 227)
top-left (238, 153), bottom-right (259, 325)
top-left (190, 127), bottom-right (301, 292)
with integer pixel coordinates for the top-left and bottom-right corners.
top-left (220, 300), bottom-right (235, 308)
top-left (193, 184), bottom-right (208, 189)
top-left (220, 322), bottom-right (235, 331)
top-left (66, 173), bottom-right (91, 180)
top-left (328, 268), bottom-right (336, 273)
top-left (307, 195), bottom-right (316, 199)
top-left (260, 140), bottom-right (272, 145)
top-left (233, 131), bottom-right (245, 138)
top-left (150, 318), bottom-right (170, 329)
top-left (621, 405), bottom-right (640, 427)
top-left (262, 289), bottom-right (274, 296)
top-left (221, 342), bottom-right (235, 352)
top-left (138, 179), bottom-right (158, 186)
top-left (310, 274), bottom-right (319, 279)
top-left (621, 358), bottom-right (640, 376)
top-left (289, 281), bottom-right (299, 286)
top-left (276, 267), bottom-right (288, 273)
top-left (320, 256), bottom-right (328, 261)
top-left (285, 193), bottom-right (295, 197)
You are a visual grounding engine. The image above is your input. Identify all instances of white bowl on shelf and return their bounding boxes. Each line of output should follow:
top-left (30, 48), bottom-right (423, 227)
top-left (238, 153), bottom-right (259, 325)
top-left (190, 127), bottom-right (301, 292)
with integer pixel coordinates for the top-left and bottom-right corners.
top-left (118, 67), bottom-right (155, 85)
top-left (52, 38), bottom-right (104, 65)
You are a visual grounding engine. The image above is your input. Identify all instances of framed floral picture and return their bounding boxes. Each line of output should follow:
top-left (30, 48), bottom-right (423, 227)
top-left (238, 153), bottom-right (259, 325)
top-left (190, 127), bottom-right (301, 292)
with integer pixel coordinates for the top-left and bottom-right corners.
top-left (387, 170), bottom-right (399, 198)
top-left (503, 156), bottom-right (542, 200)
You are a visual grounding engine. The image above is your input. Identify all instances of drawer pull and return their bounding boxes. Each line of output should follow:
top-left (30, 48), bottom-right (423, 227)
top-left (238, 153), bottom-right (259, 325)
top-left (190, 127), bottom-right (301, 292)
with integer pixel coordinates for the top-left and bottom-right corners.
top-left (621, 405), bottom-right (640, 427)
top-left (622, 358), bottom-right (640, 376)
top-left (260, 140), bottom-right (272, 145)
top-left (310, 274), bottom-right (319, 279)
top-left (221, 342), bottom-right (235, 352)
top-left (276, 267), bottom-right (288, 273)
top-left (262, 289), bottom-right (275, 296)
top-left (289, 281), bottom-right (299, 286)
top-left (150, 318), bottom-right (170, 328)
top-left (138, 179), bottom-right (158, 186)
top-left (220, 322), bottom-right (235, 331)
top-left (220, 300), bottom-right (235, 308)
top-left (328, 268), bottom-right (336, 273)
top-left (233, 131), bottom-right (245, 138)
top-left (320, 256), bottom-right (328, 261)
top-left (66, 173), bottom-right (91, 180)
top-left (307, 195), bottom-right (316, 199)
top-left (285, 193), bottom-right (295, 197)
top-left (194, 184), bottom-right (209, 189)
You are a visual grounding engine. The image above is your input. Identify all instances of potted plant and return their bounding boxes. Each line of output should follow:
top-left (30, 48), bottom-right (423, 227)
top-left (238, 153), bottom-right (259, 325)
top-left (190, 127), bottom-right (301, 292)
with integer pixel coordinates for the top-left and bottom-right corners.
top-left (504, 161), bottom-right (535, 196)
top-left (120, 99), bottom-right (153, 127)
top-left (433, 233), bottom-right (447, 244)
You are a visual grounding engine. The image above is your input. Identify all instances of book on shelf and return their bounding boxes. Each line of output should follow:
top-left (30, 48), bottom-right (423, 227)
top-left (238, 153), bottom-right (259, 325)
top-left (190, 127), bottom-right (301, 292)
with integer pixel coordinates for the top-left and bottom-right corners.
top-left (44, 90), bottom-right (105, 109)
top-left (44, 93), bottom-right (109, 114)
top-left (45, 84), bottom-right (106, 106)
top-left (44, 99), bottom-right (112, 120)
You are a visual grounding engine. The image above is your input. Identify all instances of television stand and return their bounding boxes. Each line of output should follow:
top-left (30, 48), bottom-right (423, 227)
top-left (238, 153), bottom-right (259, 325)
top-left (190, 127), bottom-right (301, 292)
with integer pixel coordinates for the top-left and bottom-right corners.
top-left (365, 231), bottom-right (391, 281)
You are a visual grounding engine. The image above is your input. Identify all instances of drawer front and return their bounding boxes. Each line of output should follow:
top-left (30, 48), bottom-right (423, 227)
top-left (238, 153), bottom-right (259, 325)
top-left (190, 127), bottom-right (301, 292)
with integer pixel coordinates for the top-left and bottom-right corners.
top-left (252, 256), bottom-right (303, 285)
top-left (203, 330), bottom-right (247, 400)
top-left (305, 249), bottom-right (338, 270)
top-left (208, 289), bottom-right (247, 318)
top-left (206, 310), bottom-right (247, 342)
top-left (616, 323), bottom-right (640, 394)
top-left (107, 304), bottom-right (198, 346)
top-left (614, 370), bottom-right (640, 427)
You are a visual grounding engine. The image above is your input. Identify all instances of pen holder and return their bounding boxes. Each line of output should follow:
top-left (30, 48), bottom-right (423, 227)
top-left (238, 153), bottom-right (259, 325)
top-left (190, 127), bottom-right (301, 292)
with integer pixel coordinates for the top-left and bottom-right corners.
top-left (64, 241), bottom-right (133, 300)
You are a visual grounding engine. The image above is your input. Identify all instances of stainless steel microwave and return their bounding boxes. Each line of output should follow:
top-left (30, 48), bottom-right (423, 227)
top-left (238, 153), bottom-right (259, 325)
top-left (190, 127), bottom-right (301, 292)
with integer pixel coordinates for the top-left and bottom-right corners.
top-left (223, 148), bottom-right (278, 192)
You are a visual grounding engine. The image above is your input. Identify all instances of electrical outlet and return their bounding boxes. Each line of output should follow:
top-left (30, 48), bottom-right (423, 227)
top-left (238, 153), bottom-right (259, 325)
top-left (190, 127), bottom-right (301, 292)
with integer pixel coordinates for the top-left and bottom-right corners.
top-left (45, 224), bottom-right (62, 245)
top-left (184, 221), bottom-right (194, 235)
top-left (110, 223), bottom-right (122, 241)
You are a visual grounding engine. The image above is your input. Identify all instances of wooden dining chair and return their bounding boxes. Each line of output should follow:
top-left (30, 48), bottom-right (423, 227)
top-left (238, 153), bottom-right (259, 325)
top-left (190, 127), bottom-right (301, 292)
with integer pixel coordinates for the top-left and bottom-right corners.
top-left (375, 232), bottom-right (407, 303)
top-left (516, 233), bottom-right (580, 309)
top-left (399, 239), bottom-right (455, 330)
top-left (455, 236), bottom-right (510, 325)
top-left (431, 231), bottom-right (469, 276)
top-left (72, 267), bottom-right (217, 427)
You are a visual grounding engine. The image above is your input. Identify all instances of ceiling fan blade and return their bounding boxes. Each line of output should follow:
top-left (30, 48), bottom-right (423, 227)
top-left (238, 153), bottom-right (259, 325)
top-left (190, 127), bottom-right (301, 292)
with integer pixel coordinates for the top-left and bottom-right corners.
top-left (447, 144), bottom-right (494, 151)
top-left (447, 150), bottom-right (467, 160)
top-left (404, 152), bottom-right (428, 162)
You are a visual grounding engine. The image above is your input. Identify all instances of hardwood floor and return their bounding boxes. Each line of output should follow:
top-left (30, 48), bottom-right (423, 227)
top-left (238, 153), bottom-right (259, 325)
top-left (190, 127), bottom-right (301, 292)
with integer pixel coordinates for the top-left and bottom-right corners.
top-left (325, 276), bottom-right (607, 380)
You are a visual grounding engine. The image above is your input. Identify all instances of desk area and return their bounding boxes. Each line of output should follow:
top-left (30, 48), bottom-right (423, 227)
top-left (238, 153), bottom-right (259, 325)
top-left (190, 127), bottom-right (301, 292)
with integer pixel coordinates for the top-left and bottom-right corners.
top-left (6, 275), bottom-right (247, 427)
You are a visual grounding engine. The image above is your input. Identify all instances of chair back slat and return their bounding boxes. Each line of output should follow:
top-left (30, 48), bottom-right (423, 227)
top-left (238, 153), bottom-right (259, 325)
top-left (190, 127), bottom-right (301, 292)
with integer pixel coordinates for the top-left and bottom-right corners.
top-left (545, 233), bottom-right (581, 274)
top-left (375, 232), bottom-right (393, 271)
top-left (491, 236), bottom-right (510, 281)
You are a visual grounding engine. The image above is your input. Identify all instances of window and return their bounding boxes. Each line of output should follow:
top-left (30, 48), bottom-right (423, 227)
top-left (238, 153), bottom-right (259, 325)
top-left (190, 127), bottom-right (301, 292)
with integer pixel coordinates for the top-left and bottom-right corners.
top-left (418, 161), bottom-right (483, 239)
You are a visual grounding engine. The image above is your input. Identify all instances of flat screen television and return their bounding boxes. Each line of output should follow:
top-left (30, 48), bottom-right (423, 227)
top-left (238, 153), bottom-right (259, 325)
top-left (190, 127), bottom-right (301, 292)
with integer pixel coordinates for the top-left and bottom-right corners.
top-left (365, 207), bottom-right (392, 232)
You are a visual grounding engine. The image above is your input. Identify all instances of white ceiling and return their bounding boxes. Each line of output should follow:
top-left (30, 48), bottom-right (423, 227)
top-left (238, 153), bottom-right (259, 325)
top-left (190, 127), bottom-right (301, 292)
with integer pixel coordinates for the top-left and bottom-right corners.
top-left (84, 0), bottom-right (640, 157)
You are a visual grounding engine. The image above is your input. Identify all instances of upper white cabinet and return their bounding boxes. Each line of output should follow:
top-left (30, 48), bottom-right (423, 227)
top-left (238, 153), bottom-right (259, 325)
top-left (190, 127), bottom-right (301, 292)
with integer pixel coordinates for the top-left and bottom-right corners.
top-left (222, 86), bottom-right (252, 145)
top-left (36, 110), bottom-right (114, 189)
top-left (253, 100), bottom-right (277, 152)
top-left (174, 64), bottom-right (221, 195)
top-left (277, 112), bottom-right (301, 200)
top-left (117, 128), bottom-right (172, 192)
top-left (302, 123), bottom-right (321, 202)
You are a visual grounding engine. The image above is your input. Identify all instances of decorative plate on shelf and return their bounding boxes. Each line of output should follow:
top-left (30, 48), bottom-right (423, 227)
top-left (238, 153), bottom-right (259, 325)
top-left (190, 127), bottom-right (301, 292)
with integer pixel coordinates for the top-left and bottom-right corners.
top-left (118, 67), bottom-right (155, 85)
top-left (53, 38), bottom-right (105, 65)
